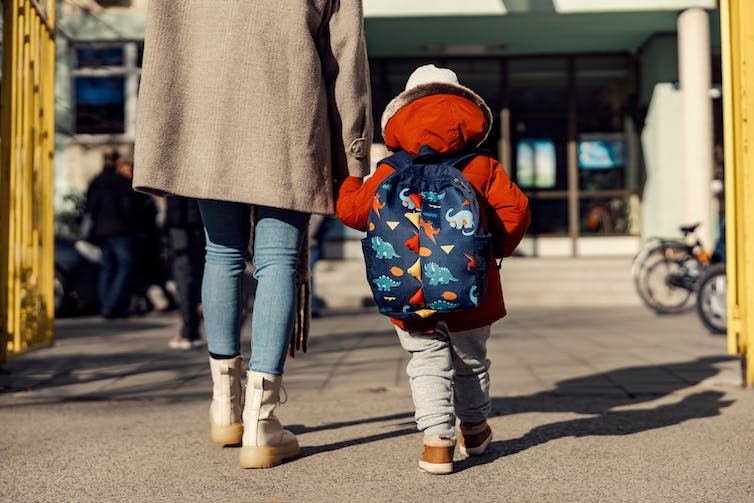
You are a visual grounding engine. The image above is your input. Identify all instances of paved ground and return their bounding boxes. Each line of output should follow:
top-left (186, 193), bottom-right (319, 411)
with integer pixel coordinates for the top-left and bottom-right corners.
top-left (2, 297), bottom-right (752, 502)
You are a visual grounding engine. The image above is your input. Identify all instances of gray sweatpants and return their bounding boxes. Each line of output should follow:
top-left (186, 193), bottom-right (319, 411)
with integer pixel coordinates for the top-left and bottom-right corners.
top-left (395, 322), bottom-right (491, 438)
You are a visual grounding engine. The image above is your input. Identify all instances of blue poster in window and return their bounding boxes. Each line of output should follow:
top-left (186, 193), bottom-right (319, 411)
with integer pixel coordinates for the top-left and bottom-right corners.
top-left (516, 139), bottom-right (556, 189)
top-left (75, 77), bottom-right (125, 105)
top-left (578, 134), bottom-right (625, 170)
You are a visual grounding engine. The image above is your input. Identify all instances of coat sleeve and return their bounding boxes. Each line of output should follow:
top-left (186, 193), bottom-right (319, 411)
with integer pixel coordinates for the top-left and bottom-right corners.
top-left (484, 158), bottom-right (531, 257)
top-left (85, 178), bottom-right (98, 215)
top-left (321, 0), bottom-right (373, 183)
top-left (336, 163), bottom-right (395, 231)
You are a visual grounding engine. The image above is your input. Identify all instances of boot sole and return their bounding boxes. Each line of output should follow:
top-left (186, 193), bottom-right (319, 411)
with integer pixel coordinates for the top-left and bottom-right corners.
top-left (418, 459), bottom-right (453, 475)
top-left (239, 440), bottom-right (300, 469)
top-left (459, 430), bottom-right (493, 457)
top-left (210, 422), bottom-right (244, 446)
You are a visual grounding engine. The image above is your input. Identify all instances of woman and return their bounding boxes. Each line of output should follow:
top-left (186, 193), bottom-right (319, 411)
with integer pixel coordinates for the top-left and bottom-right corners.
top-left (133, 2), bottom-right (372, 469)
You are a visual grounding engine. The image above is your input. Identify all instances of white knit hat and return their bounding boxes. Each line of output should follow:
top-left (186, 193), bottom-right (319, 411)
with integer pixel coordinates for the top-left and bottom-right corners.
top-left (380, 64), bottom-right (493, 145)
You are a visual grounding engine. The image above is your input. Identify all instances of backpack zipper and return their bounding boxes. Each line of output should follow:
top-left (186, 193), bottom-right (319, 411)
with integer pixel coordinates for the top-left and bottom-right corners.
top-left (452, 177), bottom-right (472, 194)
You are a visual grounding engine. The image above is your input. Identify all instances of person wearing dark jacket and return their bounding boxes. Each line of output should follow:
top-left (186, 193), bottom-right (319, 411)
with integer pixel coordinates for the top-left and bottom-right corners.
top-left (165, 196), bottom-right (206, 350)
top-left (85, 149), bottom-right (138, 318)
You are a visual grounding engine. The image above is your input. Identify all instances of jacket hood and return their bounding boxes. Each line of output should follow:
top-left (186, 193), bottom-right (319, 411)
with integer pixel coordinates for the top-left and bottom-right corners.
top-left (383, 93), bottom-right (491, 155)
top-left (381, 79), bottom-right (492, 150)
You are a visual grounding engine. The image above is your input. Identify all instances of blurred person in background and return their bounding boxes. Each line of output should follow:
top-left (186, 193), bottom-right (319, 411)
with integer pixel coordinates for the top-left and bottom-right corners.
top-left (308, 214), bottom-right (339, 318)
top-left (133, 1), bottom-right (372, 469)
top-left (117, 160), bottom-right (173, 315)
top-left (85, 148), bottom-right (137, 319)
top-left (164, 196), bottom-right (206, 350)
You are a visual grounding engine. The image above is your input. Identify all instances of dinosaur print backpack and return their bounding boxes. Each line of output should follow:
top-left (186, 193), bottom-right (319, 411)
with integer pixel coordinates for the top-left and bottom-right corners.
top-left (362, 145), bottom-right (492, 321)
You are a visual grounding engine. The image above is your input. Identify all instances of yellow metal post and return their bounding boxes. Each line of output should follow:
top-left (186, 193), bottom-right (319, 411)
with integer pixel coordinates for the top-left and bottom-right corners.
top-left (0, 0), bottom-right (57, 363)
top-left (720, 0), bottom-right (754, 386)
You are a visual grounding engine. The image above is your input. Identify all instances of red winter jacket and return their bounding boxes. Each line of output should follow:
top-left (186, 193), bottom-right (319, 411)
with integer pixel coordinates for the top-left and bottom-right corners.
top-left (337, 94), bottom-right (530, 332)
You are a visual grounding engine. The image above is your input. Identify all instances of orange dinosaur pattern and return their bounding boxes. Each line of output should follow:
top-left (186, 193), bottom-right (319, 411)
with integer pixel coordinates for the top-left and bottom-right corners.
top-left (419, 218), bottom-right (440, 244)
top-left (372, 193), bottom-right (385, 219)
top-left (463, 252), bottom-right (477, 271)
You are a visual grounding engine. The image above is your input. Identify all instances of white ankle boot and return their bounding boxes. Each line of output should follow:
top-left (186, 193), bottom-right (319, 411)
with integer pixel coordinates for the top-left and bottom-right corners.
top-left (208, 356), bottom-right (244, 445)
top-left (239, 371), bottom-right (300, 468)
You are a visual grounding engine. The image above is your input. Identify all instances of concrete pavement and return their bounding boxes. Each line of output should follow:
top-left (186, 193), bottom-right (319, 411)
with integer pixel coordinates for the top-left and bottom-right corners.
top-left (1, 258), bottom-right (753, 502)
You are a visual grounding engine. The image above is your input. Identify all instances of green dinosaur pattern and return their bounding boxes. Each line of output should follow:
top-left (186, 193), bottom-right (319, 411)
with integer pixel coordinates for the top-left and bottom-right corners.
top-left (371, 236), bottom-right (400, 259)
top-left (424, 262), bottom-right (458, 285)
top-left (427, 299), bottom-right (459, 311)
top-left (372, 275), bottom-right (401, 292)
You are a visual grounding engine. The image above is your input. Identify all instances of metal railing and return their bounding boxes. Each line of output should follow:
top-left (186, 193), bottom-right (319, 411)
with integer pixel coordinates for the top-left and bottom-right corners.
top-left (0, 0), bottom-right (57, 363)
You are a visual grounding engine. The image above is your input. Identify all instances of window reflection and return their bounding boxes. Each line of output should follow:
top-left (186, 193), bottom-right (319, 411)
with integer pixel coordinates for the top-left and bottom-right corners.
top-left (580, 196), bottom-right (633, 234)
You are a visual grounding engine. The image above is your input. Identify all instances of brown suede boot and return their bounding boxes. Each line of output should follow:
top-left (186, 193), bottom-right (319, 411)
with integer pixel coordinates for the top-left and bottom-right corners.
top-left (459, 420), bottom-right (493, 457)
top-left (239, 371), bottom-right (300, 469)
top-left (419, 435), bottom-right (456, 474)
top-left (208, 356), bottom-right (244, 445)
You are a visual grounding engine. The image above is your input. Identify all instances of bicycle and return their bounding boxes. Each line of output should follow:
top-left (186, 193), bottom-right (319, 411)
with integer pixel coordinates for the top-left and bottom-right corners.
top-left (632, 223), bottom-right (718, 314)
top-left (696, 262), bottom-right (727, 334)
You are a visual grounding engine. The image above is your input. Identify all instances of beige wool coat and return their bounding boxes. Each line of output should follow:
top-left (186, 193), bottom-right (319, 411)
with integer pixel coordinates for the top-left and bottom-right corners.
top-left (133, 1), bottom-right (373, 215)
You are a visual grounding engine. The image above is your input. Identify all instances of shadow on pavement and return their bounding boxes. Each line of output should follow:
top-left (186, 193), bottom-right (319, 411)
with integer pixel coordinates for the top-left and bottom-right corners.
top-left (288, 411), bottom-right (414, 436)
top-left (0, 316), bottom-right (205, 402)
top-left (54, 317), bottom-right (174, 339)
top-left (1, 314), bottom-right (738, 468)
top-left (299, 427), bottom-right (419, 458)
top-left (0, 349), bottom-right (208, 404)
top-left (455, 390), bottom-right (733, 473)
top-left (0, 316), bottom-right (401, 404)
top-left (491, 356), bottom-right (735, 415)
top-left (300, 356), bottom-right (736, 464)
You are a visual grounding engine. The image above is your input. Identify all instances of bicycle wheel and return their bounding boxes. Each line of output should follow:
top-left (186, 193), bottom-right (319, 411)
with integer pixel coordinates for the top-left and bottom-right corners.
top-left (634, 245), bottom-right (695, 313)
top-left (696, 263), bottom-right (727, 334)
top-left (639, 259), bottom-right (695, 313)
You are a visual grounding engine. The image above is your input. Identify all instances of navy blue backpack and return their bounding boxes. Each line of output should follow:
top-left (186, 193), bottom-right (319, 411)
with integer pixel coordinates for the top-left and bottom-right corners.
top-left (362, 145), bottom-right (492, 321)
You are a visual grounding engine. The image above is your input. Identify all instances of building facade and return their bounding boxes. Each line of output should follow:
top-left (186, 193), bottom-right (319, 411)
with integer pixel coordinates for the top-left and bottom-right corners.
top-left (54, 0), bottom-right (722, 256)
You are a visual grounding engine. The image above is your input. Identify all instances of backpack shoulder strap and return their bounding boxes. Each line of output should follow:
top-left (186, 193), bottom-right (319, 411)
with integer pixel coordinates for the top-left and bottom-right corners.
top-left (378, 150), bottom-right (414, 171)
top-left (444, 148), bottom-right (491, 170)
top-left (379, 147), bottom-right (492, 171)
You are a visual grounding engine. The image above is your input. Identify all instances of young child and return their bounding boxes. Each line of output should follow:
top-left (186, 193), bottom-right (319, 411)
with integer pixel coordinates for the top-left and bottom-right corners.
top-left (336, 65), bottom-right (531, 474)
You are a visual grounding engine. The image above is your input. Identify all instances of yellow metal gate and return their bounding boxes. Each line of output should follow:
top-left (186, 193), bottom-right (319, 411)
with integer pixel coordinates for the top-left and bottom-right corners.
top-left (721, 0), bottom-right (754, 387)
top-left (0, 0), bottom-right (57, 363)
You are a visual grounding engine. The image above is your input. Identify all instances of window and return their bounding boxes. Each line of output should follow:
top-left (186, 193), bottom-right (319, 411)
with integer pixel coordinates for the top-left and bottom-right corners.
top-left (516, 139), bottom-right (557, 189)
top-left (369, 54), bottom-right (639, 243)
top-left (578, 133), bottom-right (626, 191)
top-left (76, 47), bottom-right (124, 67)
top-left (75, 76), bottom-right (125, 134)
top-left (505, 56), bottom-right (637, 237)
top-left (509, 58), bottom-right (569, 196)
top-left (72, 43), bottom-right (140, 136)
top-left (94, 0), bottom-right (132, 7)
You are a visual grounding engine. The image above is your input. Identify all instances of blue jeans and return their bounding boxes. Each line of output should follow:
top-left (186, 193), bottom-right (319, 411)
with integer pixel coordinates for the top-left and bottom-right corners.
top-left (98, 234), bottom-right (135, 316)
top-left (199, 200), bottom-right (310, 375)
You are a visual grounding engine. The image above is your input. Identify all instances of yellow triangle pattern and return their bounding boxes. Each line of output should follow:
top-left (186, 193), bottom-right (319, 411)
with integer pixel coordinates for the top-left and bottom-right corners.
top-left (404, 212), bottom-right (421, 228)
top-left (441, 245), bottom-right (455, 254)
top-left (407, 259), bottom-right (422, 281)
top-left (387, 221), bottom-right (400, 230)
top-left (415, 309), bottom-right (437, 318)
